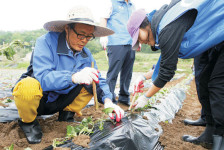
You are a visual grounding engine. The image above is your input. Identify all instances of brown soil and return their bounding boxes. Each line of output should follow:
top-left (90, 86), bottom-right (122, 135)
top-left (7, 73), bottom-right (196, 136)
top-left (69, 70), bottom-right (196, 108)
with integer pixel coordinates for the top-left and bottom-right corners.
top-left (0, 77), bottom-right (207, 150)
top-left (159, 78), bottom-right (207, 150)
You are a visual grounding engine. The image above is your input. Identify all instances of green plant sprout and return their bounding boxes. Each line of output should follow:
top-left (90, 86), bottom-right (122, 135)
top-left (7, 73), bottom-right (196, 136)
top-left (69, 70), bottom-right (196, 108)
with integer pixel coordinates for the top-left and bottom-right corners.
top-left (97, 107), bottom-right (115, 130)
top-left (4, 144), bottom-right (14, 150)
top-left (4, 98), bottom-right (13, 103)
top-left (52, 108), bottom-right (116, 148)
top-left (52, 138), bottom-right (69, 148)
top-left (66, 116), bottom-right (94, 138)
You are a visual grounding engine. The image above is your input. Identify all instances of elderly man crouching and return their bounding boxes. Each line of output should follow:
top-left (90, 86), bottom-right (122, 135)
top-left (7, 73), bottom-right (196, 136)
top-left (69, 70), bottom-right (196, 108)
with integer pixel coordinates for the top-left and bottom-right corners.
top-left (12, 6), bottom-right (124, 144)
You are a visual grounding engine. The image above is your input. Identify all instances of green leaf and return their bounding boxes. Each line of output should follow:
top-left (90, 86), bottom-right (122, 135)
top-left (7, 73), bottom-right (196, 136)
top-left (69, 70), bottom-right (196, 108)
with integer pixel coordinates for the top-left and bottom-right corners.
top-left (66, 125), bottom-right (77, 137)
top-left (52, 138), bottom-right (66, 148)
top-left (102, 107), bottom-right (114, 115)
top-left (87, 116), bottom-right (92, 123)
top-left (99, 120), bottom-right (104, 131)
top-left (6, 98), bottom-right (13, 103)
top-left (67, 125), bottom-right (72, 135)
top-left (4, 144), bottom-right (14, 150)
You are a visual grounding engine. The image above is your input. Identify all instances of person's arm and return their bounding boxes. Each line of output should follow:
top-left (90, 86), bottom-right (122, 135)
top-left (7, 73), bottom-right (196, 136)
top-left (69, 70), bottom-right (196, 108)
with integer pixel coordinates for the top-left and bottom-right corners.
top-left (132, 69), bottom-right (154, 94)
top-left (134, 10), bottom-right (197, 108)
top-left (91, 56), bottom-right (124, 122)
top-left (154, 10), bottom-right (197, 88)
top-left (98, 73), bottom-right (124, 123)
top-left (99, 0), bottom-right (112, 49)
top-left (143, 69), bottom-right (154, 80)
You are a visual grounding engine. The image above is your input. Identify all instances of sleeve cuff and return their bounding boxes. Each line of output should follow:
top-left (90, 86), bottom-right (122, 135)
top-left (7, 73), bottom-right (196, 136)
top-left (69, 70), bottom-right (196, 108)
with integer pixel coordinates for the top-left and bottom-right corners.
top-left (102, 94), bottom-right (112, 104)
top-left (66, 72), bottom-right (75, 86)
top-left (153, 77), bottom-right (167, 88)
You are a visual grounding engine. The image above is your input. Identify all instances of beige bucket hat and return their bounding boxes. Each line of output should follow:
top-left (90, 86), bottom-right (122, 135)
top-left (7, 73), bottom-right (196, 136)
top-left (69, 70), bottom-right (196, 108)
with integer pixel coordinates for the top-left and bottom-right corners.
top-left (44, 6), bottom-right (114, 37)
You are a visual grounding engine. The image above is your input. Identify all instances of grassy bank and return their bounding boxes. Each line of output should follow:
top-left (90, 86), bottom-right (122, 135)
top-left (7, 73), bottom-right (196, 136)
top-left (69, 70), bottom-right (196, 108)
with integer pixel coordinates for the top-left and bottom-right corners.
top-left (0, 51), bottom-right (193, 74)
top-left (93, 51), bottom-right (193, 74)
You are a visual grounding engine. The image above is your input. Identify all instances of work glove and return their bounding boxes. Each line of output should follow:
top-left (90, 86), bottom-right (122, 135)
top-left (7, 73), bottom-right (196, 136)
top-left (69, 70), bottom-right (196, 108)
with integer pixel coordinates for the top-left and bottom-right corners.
top-left (100, 37), bottom-right (108, 49)
top-left (104, 100), bottom-right (124, 122)
top-left (133, 75), bottom-right (146, 95)
top-left (136, 43), bottom-right (142, 52)
top-left (72, 67), bottom-right (99, 85)
top-left (133, 94), bottom-right (150, 109)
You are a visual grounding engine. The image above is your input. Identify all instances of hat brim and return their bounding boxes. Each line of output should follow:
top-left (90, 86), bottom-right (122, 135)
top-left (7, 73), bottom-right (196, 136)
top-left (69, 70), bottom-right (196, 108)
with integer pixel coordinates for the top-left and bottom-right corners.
top-left (131, 29), bottom-right (140, 50)
top-left (43, 20), bottom-right (114, 37)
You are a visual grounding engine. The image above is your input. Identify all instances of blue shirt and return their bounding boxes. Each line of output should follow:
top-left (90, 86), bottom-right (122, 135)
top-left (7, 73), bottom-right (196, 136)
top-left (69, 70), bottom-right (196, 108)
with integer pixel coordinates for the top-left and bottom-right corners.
top-left (33, 31), bottom-right (112, 103)
top-left (105, 0), bottom-right (135, 45)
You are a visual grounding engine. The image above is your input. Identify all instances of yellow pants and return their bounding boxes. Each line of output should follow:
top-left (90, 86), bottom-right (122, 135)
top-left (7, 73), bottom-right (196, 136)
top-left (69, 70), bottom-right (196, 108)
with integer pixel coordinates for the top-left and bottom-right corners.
top-left (13, 77), bottom-right (43, 123)
top-left (63, 88), bottom-right (93, 116)
top-left (13, 77), bottom-right (93, 123)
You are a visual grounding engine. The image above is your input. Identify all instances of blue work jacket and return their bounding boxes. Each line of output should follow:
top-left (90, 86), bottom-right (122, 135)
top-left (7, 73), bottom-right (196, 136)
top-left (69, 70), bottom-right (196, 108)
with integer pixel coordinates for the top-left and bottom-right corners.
top-left (33, 32), bottom-right (112, 103)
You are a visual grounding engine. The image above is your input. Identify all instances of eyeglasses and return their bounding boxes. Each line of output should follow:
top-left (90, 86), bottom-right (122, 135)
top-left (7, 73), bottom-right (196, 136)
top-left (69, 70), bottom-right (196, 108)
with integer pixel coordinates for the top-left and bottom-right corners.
top-left (71, 28), bottom-right (95, 41)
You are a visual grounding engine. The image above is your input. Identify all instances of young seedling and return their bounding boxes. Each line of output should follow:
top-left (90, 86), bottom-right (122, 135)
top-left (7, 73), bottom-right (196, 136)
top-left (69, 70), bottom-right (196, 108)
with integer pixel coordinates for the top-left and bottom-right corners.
top-left (66, 116), bottom-right (94, 138)
top-left (52, 138), bottom-right (67, 148)
top-left (52, 108), bottom-right (116, 148)
top-left (4, 144), bottom-right (14, 150)
top-left (4, 98), bottom-right (13, 103)
top-left (95, 107), bottom-right (115, 131)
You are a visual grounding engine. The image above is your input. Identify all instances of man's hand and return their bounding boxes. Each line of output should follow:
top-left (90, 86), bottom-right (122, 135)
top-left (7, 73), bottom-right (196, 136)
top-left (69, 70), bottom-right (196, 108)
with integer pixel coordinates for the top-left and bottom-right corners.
top-left (100, 37), bottom-right (108, 49)
top-left (72, 67), bottom-right (99, 85)
top-left (133, 95), bottom-right (150, 109)
top-left (133, 75), bottom-right (146, 95)
top-left (104, 99), bottom-right (124, 122)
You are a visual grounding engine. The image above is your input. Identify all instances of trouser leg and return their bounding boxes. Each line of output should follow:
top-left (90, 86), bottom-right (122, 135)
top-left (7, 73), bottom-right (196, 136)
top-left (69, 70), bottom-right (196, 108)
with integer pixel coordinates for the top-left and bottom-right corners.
top-left (119, 45), bottom-right (135, 103)
top-left (208, 43), bottom-right (224, 136)
top-left (106, 45), bottom-right (127, 102)
top-left (13, 77), bottom-right (43, 123)
top-left (199, 42), bottom-right (224, 134)
top-left (198, 50), bottom-right (214, 125)
top-left (63, 87), bottom-right (93, 116)
top-left (13, 77), bottom-right (43, 144)
top-left (37, 85), bottom-right (92, 116)
top-left (194, 54), bottom-right (206, 119)
top-left (182, 43), bottom-right (224, 149)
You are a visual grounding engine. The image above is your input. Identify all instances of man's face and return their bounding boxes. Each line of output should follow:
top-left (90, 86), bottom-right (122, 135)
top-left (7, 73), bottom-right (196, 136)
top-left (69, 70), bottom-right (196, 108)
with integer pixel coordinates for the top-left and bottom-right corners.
top-left (138, 25), bottom-right (155, 46)
top-left (65, 23), bottom-right (95, 51)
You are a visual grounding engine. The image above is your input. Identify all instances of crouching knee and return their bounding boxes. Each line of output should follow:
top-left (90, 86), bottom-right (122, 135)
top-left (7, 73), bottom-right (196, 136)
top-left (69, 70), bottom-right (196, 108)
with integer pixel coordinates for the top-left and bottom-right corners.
top-left (13, 77), bottom-right (43, 123)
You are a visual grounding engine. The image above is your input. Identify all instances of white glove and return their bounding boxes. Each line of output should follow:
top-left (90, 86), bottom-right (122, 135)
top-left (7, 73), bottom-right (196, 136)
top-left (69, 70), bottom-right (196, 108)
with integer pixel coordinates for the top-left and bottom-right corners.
top-left (72, 67), bottom-right (99, 85)
top-left (134, 95), bottom-right (150, 109)
top-left (133, 75), bottom-right (146, 94)
top-left (100, 37), bottom-right (108, 49)
top-left (104, 100), bottom-right (124, 122)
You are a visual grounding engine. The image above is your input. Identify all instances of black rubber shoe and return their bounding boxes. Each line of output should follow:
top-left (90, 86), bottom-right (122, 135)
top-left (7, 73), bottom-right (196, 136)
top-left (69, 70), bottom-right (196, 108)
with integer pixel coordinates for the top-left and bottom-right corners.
top-left (213, 135), bottom-right (224, 150)
top-left (184, 117), bottom-right (206, 126)
top-left (182, 135), bottom-right (213, 149)
top-left (18, 119), bottom-right (42, 144)
top-left (58, 111), bottom-right (75, 122)
top-left (182, 124), bottom-right (214, 149)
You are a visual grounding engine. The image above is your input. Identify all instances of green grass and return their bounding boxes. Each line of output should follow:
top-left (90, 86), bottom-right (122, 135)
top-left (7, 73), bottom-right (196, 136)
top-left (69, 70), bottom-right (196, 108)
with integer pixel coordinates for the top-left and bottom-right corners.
top-left (93, 51), bottom-right (193, 74)
top-left (0, 51), bottom-right (193, 75)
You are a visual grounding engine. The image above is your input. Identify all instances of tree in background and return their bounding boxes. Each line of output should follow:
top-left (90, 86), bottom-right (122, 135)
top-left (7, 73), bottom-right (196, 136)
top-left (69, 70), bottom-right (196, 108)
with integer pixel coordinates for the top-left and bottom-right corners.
top-left (0, 40), bottom-right (28, 60)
